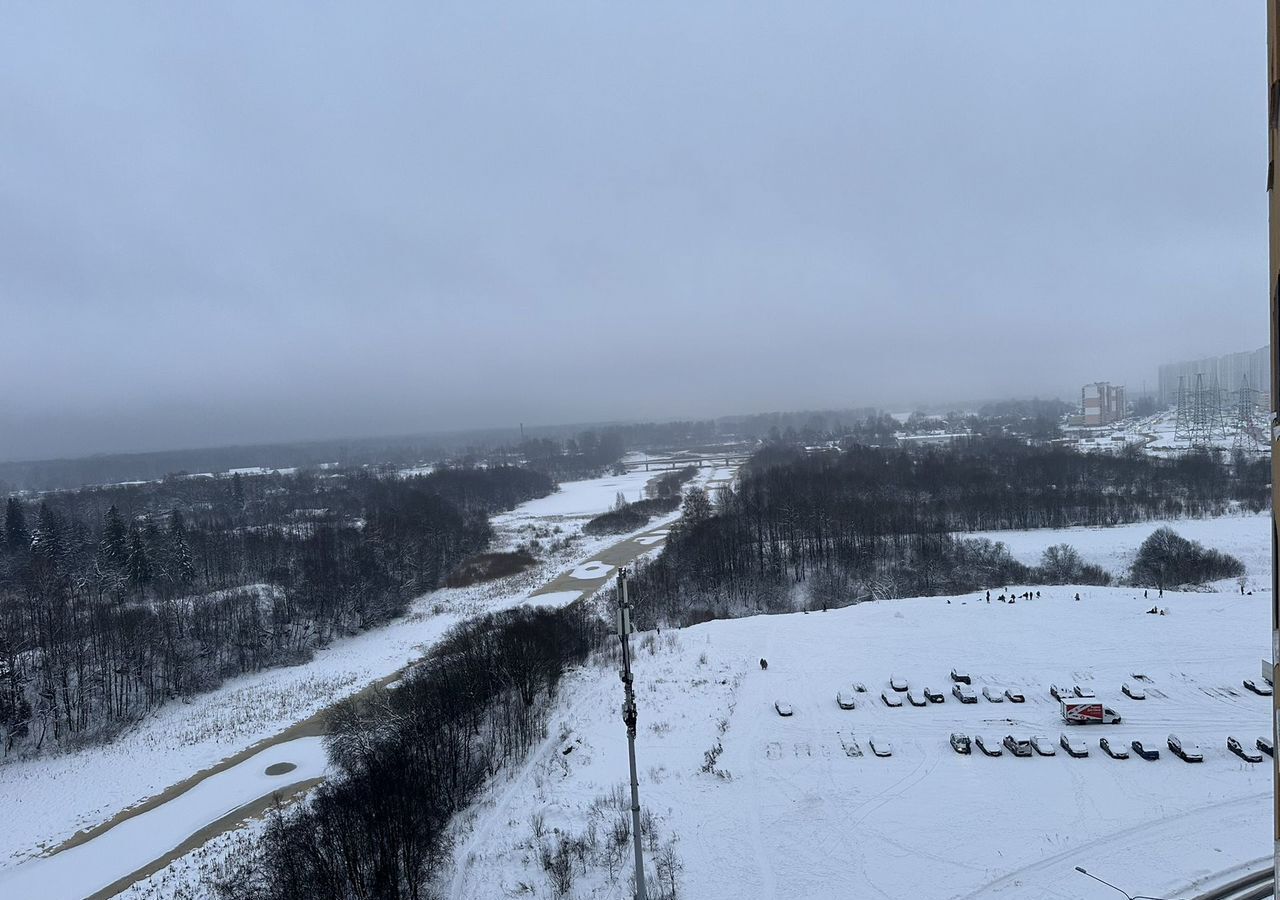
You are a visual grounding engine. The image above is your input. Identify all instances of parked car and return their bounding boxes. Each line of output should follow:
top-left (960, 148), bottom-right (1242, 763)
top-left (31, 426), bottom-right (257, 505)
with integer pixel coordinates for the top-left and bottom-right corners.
top-left (853, 682), bottom-right (868, 693)
top-left (1049, 684), bottom-right (1068, 701)
top-left (982, 686), bottom-right (1004, 703)
top-left (950, 732), bottom-right (972, 755)
top-left (1002, 735), bottom-right (1032, 757)
top-left (1244, 678), bottom-right (1274, 696)
top-left (952, 684), bottom-right (977, 704)
top-left (1122, 683), bottom-right (1146, 700)
top-left (870, 737), bottom-right (892, 757)
top-left (1259, 737), bottom-right (1275, 757)
top-left (1060, 734), bottom-right (1089, 758)
top-left (1030, 735), bottom-right (1056, 756)
top-left (1228, 736), bottom-right (1263, 763)
top-left (1131, 740), bottom-right (1160, 761)
top-left (1099, 737), bottom-right (1129, 760)
top-left (907, 689), bottom-right (927, 707)
top-left (924, 687), bottom-right (945, 704)
top-left (1004, 688), bottom-right (1025, 703)
top-left (951, 667), bottom-right (971, 684)
top-left (881, 691), bottom-right (903, 708)
top-left (975, 735), bottom-right (1003, 757)
top-left (1168, 734), bottom-right (1203, 763)
top-left (774, 700), bottom-right (793, 717)
top-left (1073, 685), bottom-right (1096, 699)
top-left (890, 675), bottom-right (909, 692)
top-left (836, 690), bottom-right (856, 710)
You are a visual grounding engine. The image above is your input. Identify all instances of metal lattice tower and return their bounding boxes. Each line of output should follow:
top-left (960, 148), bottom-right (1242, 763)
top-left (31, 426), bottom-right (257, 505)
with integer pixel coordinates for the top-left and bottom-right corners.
top-left (1173, 375), bottom-right (1191, 441)
top-left (1184, 372), bottom-right (1227, 450)
top-left (1233, 373), bottom-right (1265, 453)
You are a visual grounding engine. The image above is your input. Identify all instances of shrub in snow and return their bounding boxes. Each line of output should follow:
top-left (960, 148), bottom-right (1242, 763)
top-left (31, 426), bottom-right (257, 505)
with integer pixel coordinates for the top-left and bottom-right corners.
top-left (1129, 527), bottom-right (1245, 588)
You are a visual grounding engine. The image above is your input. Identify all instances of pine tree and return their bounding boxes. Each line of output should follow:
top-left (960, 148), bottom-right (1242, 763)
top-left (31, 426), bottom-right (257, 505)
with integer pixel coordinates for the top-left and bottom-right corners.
top-left (126, 523), bottom-right (151, 592)
top-left (30, 503), bottom-right (63, 565)
top-left (168, 509), bottom-right (195, 589)
top-left (100, 505), bottom-right (129, 573)
top-left (4, 498), bottom-right (27, 553)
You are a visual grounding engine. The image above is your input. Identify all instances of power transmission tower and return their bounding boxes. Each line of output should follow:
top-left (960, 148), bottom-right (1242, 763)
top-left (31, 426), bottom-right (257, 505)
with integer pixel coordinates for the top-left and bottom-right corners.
top-left (1233, 374), bottom-right (1265, 453)
top-left (1185, 372), bottom-right (1227, 450)
top-left (614, 568), bottom-right (648, 900)
top-left (1173, 375), bottom-right (1192, 441)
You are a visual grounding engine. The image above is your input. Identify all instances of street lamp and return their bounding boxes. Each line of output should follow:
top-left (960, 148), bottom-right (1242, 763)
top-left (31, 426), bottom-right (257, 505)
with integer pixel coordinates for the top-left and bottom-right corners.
top-left (1073, 866), bottom-right (1183, 900)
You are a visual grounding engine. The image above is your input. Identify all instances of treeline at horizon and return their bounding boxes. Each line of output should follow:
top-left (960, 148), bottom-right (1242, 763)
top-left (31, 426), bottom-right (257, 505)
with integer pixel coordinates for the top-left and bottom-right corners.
top-left (0, 465), bottom-right (552, 756)
top-left (620, 440), bottom-right (1267, 627)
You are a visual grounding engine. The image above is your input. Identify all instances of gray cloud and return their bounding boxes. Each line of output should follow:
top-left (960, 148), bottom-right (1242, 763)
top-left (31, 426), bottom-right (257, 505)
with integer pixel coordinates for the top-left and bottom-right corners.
top-left (0, 2), bottom-right (1266, 459)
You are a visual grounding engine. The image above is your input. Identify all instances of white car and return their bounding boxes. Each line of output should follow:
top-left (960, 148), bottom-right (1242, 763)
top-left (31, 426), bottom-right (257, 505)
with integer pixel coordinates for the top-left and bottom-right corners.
top-left (1004, 688), bottom-right (1026, 703)
top-left (1168, 733), bottom-right (1203, 763)
top-left (974, 735), bottom-right (1003, 757)
top-left (1122, 683), bottom-right (1146, 700)
top-left (1073, 685), bottom-right (1096, 699)
top-left (853, 682), bottom-right (868, 693)
top-left (1030, 735), bottom-right (1057, 757)
top-left (982, 686), bottom-right (1004, 703)
top-left (890, 675), bottom-right (909, 692)
top-left (774, 700), bottom-right (793, 717)
top-left (1060, 734), bottom-right (1089, 758)
top-left (881, 691), bottom-right (903, 708)
top-left (836, 690), bottom-right (856, 710)
top-left (907, 689), bottom-right (927, 707)
top-left (869, 737), bottom-right (892, 757)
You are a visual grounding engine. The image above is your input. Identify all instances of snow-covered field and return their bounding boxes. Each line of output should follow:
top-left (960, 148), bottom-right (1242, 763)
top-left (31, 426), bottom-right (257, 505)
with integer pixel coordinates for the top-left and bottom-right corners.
top-left (451, 582), bottom-right (1272, 900)
top-left (0, 466), bottom-right (718, 898)
top-left (968, 512), bottom-right (1269, 589)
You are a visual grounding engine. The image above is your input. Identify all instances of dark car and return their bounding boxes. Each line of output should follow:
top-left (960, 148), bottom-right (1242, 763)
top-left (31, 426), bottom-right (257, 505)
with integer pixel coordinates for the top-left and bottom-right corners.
top-left (1099, 737), bottom-right (1129, 760)
top-left (1131, 740), bottom-right (1160, 761)
top-left (952, 684), bottom-right (977, 704)
top-left (1228, 736), bottom-right (1263, 763)
top-left (1049, 684), bottom-right (1068, 702)
top-left (951, 667), bottom-right (971, 684)
top-left (924, 687), bottom-right (945, 704)
top-left (1244, 678), bottom-right (1273, 697)
top-left (1167, 734), bottom-right (1203, 763)
top-left (950, 732), bottom-right (972, 755)
top-left (1002, 735), bottom-right (1032, 757)
top-left (1259, 737), bottom-right (1275, 757)
top-left (1004, 688), bottom-right (1025, 703)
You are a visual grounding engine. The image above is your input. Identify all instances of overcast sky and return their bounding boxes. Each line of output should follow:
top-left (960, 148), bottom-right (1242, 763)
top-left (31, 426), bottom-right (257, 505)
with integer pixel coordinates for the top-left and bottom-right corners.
top-left (0, 2), bottom-right (1267, 461)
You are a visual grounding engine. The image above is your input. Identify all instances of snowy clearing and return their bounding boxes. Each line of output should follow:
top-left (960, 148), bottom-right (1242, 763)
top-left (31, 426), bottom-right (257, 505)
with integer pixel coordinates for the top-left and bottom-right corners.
top-left (967, 512), bottom-right (1268, 586)
top-left (449, 582), bottom-right (1271, 900)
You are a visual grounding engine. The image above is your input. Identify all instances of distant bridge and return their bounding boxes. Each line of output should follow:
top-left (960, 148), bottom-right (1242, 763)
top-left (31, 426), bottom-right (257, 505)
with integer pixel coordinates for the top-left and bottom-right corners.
top-left (624, 454), bottom-right (752, 472)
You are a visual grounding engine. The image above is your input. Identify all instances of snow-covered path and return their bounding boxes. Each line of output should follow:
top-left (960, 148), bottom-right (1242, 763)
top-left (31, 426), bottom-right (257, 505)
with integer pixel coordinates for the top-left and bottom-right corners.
top-left (0, 737), bottom-right (329, 900)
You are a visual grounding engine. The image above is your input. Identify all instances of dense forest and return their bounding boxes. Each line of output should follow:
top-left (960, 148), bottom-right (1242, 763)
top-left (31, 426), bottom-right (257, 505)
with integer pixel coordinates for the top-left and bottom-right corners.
top-left (0, 465), bottom-right (552, 756)
top-left (622, 441), bottom-right (1268, 627)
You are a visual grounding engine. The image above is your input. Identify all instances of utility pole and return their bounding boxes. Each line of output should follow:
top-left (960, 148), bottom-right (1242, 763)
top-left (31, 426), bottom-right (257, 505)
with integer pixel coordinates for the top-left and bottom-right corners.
top-left (1267, 2), bottom-right (1280, 890)
top-left (615, 567), bottom-right (648, 900)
